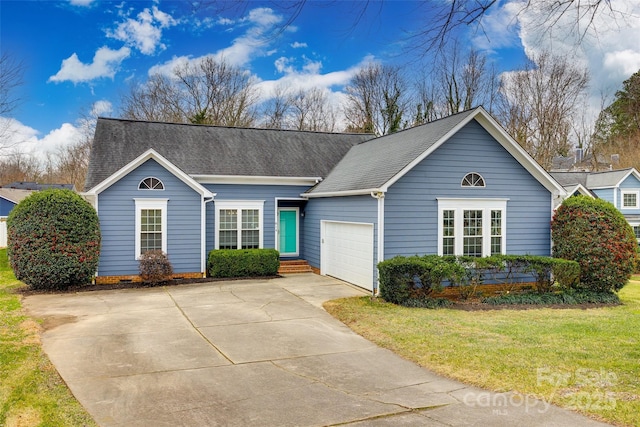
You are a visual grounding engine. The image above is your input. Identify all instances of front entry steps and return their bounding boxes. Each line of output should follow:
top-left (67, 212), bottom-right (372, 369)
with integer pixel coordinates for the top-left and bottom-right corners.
top-left (278, 259), bottom-right (313, 274)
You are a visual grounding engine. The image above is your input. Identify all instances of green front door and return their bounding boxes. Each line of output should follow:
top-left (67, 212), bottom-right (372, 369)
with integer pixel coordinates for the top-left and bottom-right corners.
top-left (279, 209), bottom-right (298, 255)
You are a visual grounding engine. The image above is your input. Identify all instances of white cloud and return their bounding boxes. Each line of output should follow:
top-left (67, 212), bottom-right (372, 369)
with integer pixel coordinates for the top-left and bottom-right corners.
top-left (480, 0), bottom-right (640, 121)
top-left (90, 100), bottom-right (113, 117)
top-left (69, 0), bottom-right (95, 6)
top-left (48, 46), bottom-right (131, 83)
top-left (256, 55), bottom-right (373, 104)
top-left (471, 1), bottom-right (522, 52)
top-left (149, 7), bottom-right (287, 76)
top-left (0, 118), bottom-right (83, 161)
top-left (107, 6), bottom-right (178, 55)
top-left (291, 41), bottom-right (307, 49)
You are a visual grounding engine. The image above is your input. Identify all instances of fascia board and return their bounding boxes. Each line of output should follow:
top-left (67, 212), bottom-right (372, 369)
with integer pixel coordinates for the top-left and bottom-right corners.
top-left (85, 149), bottom-right (214, 198)
top-left (472, 111), bottom-right (566, 195)
top-left (380, 111), bottom-right (478, 192)
top-left (193, 175), bottom-right (322, 186)
top-left (303, 188), bottom-right (382, 198)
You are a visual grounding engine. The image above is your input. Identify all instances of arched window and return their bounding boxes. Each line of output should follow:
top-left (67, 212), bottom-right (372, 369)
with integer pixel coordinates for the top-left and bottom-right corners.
top-left (138, 177), bottom-right (164, 190)
top-left (461, 172), bottom-right (485, 188)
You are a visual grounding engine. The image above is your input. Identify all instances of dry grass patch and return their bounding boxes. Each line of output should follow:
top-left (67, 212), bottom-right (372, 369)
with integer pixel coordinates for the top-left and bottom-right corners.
top-left (325, 278), bottom-right (640, 427)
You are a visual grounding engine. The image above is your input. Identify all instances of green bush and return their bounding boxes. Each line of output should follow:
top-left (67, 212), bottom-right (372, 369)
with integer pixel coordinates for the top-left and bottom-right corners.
top-left (378, 255), bottom-right (465, 304)
top-left (6, 189), bottom-right (101, 290)
top-left (443, 255), bottom-right (579, 294)
top-left (482, 291), bottom-right (620, 306)
top-left (378, 255), bottom-right (580, 306)
top-left (552, 196), bottom-right (637, 293)
top-left (208, 248), bottom-right (279, 278)
top-left (139, 250), bottom-right (173, 285)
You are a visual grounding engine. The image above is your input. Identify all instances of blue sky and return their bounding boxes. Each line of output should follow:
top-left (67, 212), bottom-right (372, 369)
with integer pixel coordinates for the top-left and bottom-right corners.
top-left (2, 0), bottom-right (640, 159)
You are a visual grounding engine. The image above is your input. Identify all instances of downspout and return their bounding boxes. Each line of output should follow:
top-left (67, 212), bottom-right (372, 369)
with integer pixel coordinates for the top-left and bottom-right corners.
top-left (370, 191), bottom-right (385, 297)
top-left (202, 196), bottom-right (215, 277)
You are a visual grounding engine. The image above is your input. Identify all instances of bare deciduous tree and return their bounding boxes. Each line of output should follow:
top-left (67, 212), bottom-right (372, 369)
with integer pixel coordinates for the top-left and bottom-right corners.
top-left (497, 51), bottom-right (589, 169)
top-left (410, 44), bottom-right (500, 126)
top-left (0, 151), bottom-right (42, 185)
top-left (262, 85), bottom-right (338, 132)
top-left (262, 84), bottom-right (291, 129)
top-left (0, 52), bottom-right (26, 154)
top-left (288, 87), bottom-right (337, 132)
top-left (344, 62), bottom-right (408, 135)
top-left (120, 57), bottom-right (259, 127)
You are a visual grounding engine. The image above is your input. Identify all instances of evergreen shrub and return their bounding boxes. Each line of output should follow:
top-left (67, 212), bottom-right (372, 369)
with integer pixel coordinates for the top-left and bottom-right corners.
top-left (208, 248), bottom-right (279, 278)
top-left (552, 196), bottom-right (637, 292)
top-left (7, 189), bottom-right (101, 290)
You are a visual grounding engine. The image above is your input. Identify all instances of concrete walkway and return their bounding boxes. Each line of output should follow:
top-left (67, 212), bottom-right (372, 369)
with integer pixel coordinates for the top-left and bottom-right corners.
top-left (24, 274), bottom-right (610, 426)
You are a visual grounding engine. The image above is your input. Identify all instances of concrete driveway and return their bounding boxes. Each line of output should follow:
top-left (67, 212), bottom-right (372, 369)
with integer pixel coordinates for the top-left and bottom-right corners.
top-left (24, 274), bottom-right (610, 427)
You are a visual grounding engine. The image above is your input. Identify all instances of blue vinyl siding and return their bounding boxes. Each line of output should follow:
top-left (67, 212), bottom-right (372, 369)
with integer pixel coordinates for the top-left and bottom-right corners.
top-left (591, 188), bottom-right (614, 206)
top-left (202, 184), bottom-right (309, 256)
top-left (385, 120), bottom-right (553, 258)
top-left (618, 174), bottom-right (640, 215)
top-left (97, 159), bottom-right (202, 276)
top-left (0, 197), bottom-right (16, 217)
top-left (303, 195), bottom-right (378, 274)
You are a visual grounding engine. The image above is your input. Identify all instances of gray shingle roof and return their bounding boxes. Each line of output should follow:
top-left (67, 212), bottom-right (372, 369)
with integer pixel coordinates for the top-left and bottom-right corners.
top-left (85, 118), bottom-right (374, 191)
top-left (308, 109), bottom-right (478, 194)
top-left (585, 168), bottom-right (635, 188)
top-left (549, 172), bottom-right (590, 187)
top-left (0, 188), bottom-right (34, 204)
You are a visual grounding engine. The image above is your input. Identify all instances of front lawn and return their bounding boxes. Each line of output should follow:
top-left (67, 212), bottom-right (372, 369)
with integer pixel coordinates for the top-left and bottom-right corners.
top-left (0, 248), bottom-right (97, 426)
top-left (325, 279), bottom-right (640, 427)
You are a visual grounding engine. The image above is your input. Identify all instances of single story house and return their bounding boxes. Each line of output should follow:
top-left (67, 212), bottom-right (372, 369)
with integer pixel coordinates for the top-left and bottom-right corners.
top-left (0, 188), bottom-right (35, 248)
top-left (551, 168), bottom-right (640, 242)
top-left (84, 107), bottom-right (566, 291)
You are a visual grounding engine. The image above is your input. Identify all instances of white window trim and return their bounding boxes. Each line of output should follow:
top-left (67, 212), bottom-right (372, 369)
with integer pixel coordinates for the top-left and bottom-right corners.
top-left (630, 222), bottom-right (640, 243)
top-left (214, 200), bottom-right (265, 250)
top-left (437, 198), bottom-right (507, 256)
top-left (138, 176), bottom-right (165, 191)
top-left (461, 172), bottom-right (486, 188)
top-left (621, 190), bottom-right (639, 209)
top-left (134, 198), bottom-right (168, 259)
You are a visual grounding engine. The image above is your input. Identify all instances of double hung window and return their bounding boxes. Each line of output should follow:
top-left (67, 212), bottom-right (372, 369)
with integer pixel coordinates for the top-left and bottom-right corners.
top-left (438, 199), bottom-right (506, 257)
top-left (135, 199), bottom-right (168, 258)
top-left (622, 191), bottom-right (639, 209)
top-left (215, 201), bottom-right (263, 250)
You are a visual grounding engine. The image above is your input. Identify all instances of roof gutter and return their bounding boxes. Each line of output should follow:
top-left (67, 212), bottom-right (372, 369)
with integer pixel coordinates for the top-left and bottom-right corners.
top-left (304, 188), bottom-right (384, 199)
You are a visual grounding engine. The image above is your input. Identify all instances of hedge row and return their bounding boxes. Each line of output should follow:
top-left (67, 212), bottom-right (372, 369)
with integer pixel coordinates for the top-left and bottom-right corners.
top-left (208, 249), bottom-right (280, 278)
top-left (378, 254), bottom-right (580, 305)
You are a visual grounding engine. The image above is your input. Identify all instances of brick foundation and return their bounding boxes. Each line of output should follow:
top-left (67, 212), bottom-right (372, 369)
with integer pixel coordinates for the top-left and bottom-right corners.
top-left (433, 282), bottom-right (535, 300)
top-left (95, 272), bottom-right (205, 285)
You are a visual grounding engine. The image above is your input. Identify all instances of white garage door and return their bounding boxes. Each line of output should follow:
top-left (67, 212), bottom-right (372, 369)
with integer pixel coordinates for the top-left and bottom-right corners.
top-left (321, 221), bottom-right (374, 291)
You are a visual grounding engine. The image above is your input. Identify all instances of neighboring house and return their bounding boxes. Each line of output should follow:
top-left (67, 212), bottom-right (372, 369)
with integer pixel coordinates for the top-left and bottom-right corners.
top-left (84, 107), bottom-right (566, 291)
top-left (551, 168), bottom-right (640, 242)
top-left (1, 182), bottom-right (75, 191)
top-left (0, 188), bottom-right (34, 248)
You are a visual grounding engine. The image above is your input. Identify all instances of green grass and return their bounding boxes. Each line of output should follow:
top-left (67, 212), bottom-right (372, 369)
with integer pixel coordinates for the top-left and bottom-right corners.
top-left (0, 248), bottom-right (97, 426)
top-left (325, 279), bottom-right (640, 427)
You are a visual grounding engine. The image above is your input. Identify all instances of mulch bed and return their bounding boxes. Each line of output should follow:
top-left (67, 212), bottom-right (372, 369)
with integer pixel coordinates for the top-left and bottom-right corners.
top-left (14, 276), bottom-right (281, 296)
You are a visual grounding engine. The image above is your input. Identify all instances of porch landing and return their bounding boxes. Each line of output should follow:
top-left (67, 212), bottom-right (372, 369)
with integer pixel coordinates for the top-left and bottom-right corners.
top-left (278, 259), bottom-right (313, 274)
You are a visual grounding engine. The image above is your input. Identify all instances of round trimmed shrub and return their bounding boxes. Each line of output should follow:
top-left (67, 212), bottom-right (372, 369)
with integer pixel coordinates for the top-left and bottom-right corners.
top-left (7, 189), bottom-right (101, 290)
top-left (551, 196), bottom-right (637, 293)
top-left (139, 250), bottom-right (173, 285)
